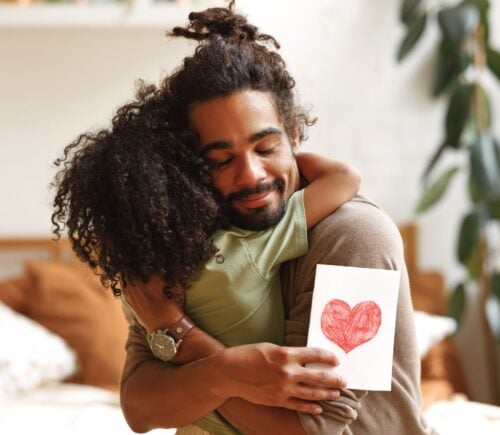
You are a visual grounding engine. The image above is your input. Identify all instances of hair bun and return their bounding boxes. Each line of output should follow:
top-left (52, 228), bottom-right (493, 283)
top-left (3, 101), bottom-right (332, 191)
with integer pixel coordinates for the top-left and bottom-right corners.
top-left (170, 1), bottom-right (279, 48)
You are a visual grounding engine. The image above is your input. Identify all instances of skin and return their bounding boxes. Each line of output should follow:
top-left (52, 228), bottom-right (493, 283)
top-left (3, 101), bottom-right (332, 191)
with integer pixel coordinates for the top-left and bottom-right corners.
top-left (190, 90), bottom-right (301, 231)
top-left (120, 90), bottom-right (348, 434)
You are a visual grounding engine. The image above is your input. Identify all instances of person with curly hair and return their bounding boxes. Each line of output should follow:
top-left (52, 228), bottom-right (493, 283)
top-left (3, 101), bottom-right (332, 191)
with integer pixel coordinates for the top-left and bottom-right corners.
top-left (54, 2), bottom-right (436, 435)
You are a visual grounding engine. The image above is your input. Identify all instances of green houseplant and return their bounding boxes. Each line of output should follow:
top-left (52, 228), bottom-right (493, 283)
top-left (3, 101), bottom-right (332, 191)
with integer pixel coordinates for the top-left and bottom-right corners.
top-left (397, 0), bottom-right (500, 402)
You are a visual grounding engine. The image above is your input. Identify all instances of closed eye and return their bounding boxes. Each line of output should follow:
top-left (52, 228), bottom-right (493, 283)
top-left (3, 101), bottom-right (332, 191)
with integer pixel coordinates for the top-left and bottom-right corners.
top-left (209, 156), bottom-right (233, 170)
top-left (256, 144), bottom-right (279, 156)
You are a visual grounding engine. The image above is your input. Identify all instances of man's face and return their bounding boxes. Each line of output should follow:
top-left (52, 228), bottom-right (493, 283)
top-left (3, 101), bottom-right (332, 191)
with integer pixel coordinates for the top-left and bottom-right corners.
top-left (189, 90), bottom-right (300, 230)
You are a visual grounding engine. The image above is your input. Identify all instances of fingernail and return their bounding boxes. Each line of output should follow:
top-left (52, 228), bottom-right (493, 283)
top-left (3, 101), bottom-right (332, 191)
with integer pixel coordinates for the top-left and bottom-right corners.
top-left (314, 407), bottom-right (323, 414)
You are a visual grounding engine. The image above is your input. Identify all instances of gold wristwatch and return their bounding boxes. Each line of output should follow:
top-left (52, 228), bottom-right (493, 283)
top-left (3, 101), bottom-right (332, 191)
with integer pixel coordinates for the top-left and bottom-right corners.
top-left (147, 316), bottom-right (195, 362)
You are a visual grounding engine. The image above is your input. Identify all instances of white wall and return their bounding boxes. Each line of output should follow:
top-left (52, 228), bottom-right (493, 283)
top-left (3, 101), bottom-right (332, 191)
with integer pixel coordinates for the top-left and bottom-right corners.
top-left (1, 0), bottom-right (499, 401)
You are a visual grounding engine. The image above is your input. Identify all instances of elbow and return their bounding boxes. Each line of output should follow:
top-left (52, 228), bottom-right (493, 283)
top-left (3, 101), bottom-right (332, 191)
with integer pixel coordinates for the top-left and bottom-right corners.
top-left (120, 378), bottom-right (150, 433)
top-left (350, 166), bottom-right (362, 193)
top-left (120, 377), bottom-right (174, 433)
top-left (120, 376), bottom-right (188, 432)
top-left (344, 166), bottom-right (362, 196)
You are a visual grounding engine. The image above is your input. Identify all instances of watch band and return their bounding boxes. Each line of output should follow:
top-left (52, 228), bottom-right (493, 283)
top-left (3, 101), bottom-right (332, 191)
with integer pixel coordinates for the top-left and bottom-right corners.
top-left (167, 315), bottom-right (195, 341)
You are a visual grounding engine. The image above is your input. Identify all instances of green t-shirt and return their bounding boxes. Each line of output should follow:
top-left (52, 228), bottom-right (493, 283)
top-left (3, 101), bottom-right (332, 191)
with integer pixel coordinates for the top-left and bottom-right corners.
top-left (188, 189), bottom-right (308, 434)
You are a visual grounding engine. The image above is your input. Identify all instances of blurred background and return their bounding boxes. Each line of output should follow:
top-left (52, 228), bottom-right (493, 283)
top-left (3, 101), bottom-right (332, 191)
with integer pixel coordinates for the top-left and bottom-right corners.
top-left (0, 0), bottom-right (499, 432)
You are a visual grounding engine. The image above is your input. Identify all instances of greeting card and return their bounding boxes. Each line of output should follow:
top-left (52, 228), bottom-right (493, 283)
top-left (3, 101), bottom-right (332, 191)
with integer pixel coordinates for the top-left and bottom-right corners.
top-left (307, 264), bottom-right (400, 391)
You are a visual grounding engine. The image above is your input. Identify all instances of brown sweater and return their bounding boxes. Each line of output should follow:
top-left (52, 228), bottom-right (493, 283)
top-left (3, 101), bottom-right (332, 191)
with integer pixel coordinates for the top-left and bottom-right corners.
top-left (280, 196), bottom-right (437, 434)
top-left (121, 196), bottom-right (437, 434)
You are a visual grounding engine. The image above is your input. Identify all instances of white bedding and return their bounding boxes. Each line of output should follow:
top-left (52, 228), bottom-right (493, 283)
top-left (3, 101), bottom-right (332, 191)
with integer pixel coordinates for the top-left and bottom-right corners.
top-left (2, 383), bottom-right (500, 435)
top-left (0, 383), bottom-right (175, 435)
top-left (424, 396), bottom-right (500, 435)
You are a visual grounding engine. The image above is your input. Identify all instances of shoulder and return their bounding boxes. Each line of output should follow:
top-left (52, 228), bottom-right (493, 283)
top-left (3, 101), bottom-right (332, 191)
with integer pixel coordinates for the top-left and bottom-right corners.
top-left (307, 195), bottom-right (404, 269)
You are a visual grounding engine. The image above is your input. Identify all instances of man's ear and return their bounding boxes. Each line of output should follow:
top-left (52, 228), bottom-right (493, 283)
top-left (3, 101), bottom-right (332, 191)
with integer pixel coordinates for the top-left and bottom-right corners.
top-left (289, 124), bottom-right (300, 155)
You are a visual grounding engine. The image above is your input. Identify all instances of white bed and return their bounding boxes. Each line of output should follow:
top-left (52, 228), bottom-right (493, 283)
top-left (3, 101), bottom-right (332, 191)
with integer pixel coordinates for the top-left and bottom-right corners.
top-left (424, 397), bottom-right (500, 435)
top-left (0, 382), bottom-right (174, 435)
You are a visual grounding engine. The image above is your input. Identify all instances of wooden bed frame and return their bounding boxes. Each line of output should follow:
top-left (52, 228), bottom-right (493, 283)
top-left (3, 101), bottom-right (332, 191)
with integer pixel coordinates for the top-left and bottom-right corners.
top-left (0, 223), bottom-right (445, 308)
top-left (0, 237), bottom-right (71, 262)
top-left (0, 224), bottom-right (449, 316)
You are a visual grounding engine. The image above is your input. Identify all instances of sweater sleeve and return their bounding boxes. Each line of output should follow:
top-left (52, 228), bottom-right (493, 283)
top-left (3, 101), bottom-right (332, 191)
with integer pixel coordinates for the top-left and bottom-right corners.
top-left (280, 196), bottom-right (437, 435)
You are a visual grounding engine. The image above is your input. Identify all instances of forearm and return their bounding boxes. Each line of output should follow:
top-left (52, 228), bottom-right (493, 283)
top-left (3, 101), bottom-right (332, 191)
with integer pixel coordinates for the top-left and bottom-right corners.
top-left (296, 152), bottom-right (359, 184)
top-left (218, 399), bottom-right (306, 435)
top-left (121, 348), bottom-right (228, 432)
top-left (122, 353), bottom-right (307, 435)
top-left (296, 152), bottom-right (361, 227)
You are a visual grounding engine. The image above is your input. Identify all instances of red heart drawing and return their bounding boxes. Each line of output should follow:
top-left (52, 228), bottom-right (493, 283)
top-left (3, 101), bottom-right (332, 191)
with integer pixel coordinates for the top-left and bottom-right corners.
top-left (321, 299), bottom-right (382, 353)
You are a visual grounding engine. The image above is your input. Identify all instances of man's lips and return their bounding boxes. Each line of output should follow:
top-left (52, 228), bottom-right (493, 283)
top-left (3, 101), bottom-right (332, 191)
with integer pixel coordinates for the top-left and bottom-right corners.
top-left (233, 191), bottom-right (275, 209)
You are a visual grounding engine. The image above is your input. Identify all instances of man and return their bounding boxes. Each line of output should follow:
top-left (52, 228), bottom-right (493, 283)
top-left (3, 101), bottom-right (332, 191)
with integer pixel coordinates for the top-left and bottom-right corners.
top-left (120, 4), bottom-right (435, 434)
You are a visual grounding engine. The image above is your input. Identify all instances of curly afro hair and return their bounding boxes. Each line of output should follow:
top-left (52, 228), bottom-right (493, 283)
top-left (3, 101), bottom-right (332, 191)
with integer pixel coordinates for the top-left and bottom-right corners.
top-left (51, 82), bottom-right (228, 296)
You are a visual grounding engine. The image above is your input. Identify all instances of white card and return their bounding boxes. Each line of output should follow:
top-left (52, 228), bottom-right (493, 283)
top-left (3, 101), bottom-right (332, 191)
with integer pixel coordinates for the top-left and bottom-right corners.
top-left (307, 264), bottom-right (400, 391)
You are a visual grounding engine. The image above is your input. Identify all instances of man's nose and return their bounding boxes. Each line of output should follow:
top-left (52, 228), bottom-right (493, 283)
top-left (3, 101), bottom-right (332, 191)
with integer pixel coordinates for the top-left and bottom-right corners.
top-left (234, 154), bottom-right (266, 187)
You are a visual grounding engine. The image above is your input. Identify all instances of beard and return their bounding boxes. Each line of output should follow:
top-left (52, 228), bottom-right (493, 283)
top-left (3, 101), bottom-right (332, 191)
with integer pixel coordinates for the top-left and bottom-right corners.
top-left (224, 179), bottom-right (287, 231)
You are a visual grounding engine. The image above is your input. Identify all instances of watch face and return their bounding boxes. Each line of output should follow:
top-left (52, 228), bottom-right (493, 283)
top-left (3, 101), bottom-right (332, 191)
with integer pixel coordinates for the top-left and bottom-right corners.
top-left (150, 333), bottom-right (177, 362)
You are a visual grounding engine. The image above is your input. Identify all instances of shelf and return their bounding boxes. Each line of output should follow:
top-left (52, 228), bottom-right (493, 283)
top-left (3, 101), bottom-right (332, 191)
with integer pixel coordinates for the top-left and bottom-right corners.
top-left (0, 2), bottom-right (214, 29)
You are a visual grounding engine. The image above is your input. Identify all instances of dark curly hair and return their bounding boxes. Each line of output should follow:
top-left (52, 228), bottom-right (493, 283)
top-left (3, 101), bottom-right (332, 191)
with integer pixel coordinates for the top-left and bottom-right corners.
top-left (51, 82), bottom-right (227, 296)
top-left (164, 0), bottom-right (315, 139)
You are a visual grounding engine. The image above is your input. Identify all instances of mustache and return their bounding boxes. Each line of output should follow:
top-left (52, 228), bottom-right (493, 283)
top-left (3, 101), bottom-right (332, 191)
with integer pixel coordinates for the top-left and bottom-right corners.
top-left (226, 179), bottom-right (285, 202)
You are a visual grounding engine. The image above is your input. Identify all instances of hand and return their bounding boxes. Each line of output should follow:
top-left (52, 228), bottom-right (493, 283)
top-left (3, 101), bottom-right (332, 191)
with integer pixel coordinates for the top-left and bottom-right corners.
top-left (122, 275), bottom-right (185, 332)
top-left (217, 343), bottom-right (346, 414)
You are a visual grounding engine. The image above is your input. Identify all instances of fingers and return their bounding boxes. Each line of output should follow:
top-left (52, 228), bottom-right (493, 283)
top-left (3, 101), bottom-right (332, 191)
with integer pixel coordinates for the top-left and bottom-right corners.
top-left (297, 368), bottom-right (347, 389)
top-left (292, 385), bottom-right (341, 402)
top-left (291, 347), bottom-right (339, 367)
top-left (283, 398), bottom-right (323, 415)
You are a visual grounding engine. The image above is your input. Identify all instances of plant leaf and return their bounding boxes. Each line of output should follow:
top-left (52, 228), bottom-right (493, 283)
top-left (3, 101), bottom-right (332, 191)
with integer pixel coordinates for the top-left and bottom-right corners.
top-left (438, 4), bottom-right (479, 45)
top-left (487, 47), bottom-right (500, 81)
top-left (421, 141), bottom-right (448, 182)
top-left (491, 273), bottom-right (500, 299)
top-left (488, 198), bottom-right (500, 219)
top-left (468, 170), bottom-right (482, 203)
top-left (474, 84), bottom-right (492, 130)
top-left (397, 13), bottom-right (427, 62)
top-left (466, 239), bottom-right (482, 280)
top-left (469, 133), bottom-right (500, 198)
top-left (433, 38), bottom-right (471, 96)
top-left (445, 83), bottom-right (474, 148)
top-left (457, 211), bottom-right (480, 266)
top-left (400, 0), bottom-right (422, 25)
top-left (415, 166), bottom-right (460, 213)
top-left (448, 282), bottom-right (466, 325)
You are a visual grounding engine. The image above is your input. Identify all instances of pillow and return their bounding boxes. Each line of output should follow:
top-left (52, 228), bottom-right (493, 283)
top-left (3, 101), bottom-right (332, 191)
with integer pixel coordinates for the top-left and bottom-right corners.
top-left (413, 310), bottom-right (457, 358)
top-left (0, 260), bottom-right (129, 391)
top-left (0, 301), bottom-right (77, 396)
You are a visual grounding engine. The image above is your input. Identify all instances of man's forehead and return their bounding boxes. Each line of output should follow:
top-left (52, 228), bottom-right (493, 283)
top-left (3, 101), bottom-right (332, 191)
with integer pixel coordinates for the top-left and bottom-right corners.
top-left (200, 127), bottom-right (283, 155)
top-left (188, 90), bottom-right (284, 148)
